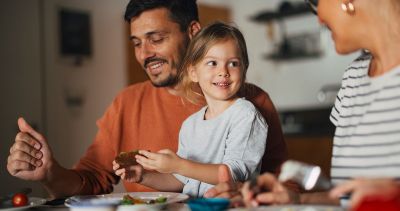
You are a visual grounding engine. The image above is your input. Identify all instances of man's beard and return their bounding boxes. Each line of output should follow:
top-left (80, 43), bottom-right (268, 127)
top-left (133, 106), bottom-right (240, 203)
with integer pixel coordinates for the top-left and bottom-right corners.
top-left (151, 73), bottom-right (179, 87)
top-left (146, 36), bottom-right (189, 88)
top-left (143, 57), bottom-right (178, 87)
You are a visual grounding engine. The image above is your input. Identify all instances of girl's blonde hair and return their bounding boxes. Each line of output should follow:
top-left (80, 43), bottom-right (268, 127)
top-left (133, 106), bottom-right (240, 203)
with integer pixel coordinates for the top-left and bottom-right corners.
top-left (178, 21), bottom-right (249, 104)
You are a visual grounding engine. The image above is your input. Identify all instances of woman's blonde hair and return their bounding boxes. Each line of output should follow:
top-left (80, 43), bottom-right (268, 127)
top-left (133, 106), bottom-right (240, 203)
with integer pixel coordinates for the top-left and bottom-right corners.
top-left (178, 21), bottom-right (249, 104)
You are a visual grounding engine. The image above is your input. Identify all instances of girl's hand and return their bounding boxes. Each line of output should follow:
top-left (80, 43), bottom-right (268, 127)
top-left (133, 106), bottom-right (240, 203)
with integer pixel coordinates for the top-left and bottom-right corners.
top-left (112, 160), bottom-right (144, 183)
top-left (205, 165), bottom-right (244, 207)
top-left (135, 149), bottom-right (181, 174)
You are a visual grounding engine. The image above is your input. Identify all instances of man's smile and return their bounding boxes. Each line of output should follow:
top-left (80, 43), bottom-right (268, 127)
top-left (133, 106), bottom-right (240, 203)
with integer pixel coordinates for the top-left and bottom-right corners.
top-left (145, 60), bottom-right (167, 75)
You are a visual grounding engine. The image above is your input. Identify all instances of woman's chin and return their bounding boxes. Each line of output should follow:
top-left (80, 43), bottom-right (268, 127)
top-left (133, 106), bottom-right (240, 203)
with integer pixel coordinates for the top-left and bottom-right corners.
top-left (334, 44), bottom-right (357, 55)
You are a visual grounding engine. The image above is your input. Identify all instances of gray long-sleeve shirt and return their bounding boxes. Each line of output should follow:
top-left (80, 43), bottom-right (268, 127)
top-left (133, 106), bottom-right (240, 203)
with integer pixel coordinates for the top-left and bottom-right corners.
top-left (174, 98), bottom-right (268, 197)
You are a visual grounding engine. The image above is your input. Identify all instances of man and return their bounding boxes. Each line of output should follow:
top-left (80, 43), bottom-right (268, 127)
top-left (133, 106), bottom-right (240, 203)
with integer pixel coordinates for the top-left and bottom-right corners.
top-left (7, 0), bottom-right (286, 199)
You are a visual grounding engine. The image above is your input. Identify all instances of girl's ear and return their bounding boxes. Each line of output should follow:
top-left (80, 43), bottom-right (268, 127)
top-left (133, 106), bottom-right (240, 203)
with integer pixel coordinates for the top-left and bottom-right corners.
top-left (188, 65), bottom-right (199, 83)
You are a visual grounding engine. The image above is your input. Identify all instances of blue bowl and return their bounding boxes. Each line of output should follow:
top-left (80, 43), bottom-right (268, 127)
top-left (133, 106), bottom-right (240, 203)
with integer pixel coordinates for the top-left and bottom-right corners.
top-left (187, 198), bottom-right (230, 211)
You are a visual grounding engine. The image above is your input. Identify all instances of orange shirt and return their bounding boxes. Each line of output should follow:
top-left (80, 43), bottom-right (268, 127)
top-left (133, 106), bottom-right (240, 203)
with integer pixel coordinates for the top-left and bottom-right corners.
top-left (73, 81), bottom-right (287, 195)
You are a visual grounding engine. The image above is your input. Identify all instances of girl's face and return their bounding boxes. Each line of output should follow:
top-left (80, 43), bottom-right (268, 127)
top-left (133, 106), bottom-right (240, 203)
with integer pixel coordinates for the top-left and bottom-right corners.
top-left (189, 39), bottom-right (243, 103)
top-left (318, 0), bottom-right (362, 54)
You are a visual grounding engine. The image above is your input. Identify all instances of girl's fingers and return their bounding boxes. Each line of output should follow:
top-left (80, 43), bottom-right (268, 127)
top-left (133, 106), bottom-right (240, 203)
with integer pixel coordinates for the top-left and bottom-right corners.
top-left (158, 149), bottom-right (172, 154)
top-left (136, 158), bottom-right (155, 170)
top-left (138, 150), bottom-right (157, 159)
top-left (136, 155), bottom-right (157, 166)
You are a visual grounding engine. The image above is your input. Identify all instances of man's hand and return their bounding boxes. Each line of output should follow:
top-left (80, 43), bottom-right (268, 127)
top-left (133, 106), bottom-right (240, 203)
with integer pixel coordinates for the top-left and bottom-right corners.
top-left (7, 117), bottom-right (54, 182)
top-left (241, 173), bottom-right (300, 207)
top-left (135, 149), bottom-right (181, 174)
top-left (330, 178), bottom-right (400, 210)
top-left (113, 160), bottom-right (144, 183)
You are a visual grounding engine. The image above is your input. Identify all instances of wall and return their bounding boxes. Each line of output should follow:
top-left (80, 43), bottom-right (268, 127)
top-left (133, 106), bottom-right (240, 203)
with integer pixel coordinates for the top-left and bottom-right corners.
top-left (0, 0), bottom-right (128, 197)
top-left (0, 0), bottom-right (45, 197)
top-left (42, 0), bottom-right (128, 171)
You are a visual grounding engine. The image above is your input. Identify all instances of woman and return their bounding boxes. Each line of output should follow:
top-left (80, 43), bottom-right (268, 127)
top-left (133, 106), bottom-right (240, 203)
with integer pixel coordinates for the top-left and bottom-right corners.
top-left (205, 0), bottom-right (400, 209)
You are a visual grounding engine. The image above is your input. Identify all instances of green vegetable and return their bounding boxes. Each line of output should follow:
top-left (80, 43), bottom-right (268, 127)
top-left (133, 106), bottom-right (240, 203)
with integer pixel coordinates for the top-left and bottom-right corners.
top-left (155, 196), bottom-right (167, 203)
top-left (121, 198), bottom-right (133, 205)
top-left (121, 195), bottom-right (134, 205)
top-left (119, 194), bottom-right (167, 205)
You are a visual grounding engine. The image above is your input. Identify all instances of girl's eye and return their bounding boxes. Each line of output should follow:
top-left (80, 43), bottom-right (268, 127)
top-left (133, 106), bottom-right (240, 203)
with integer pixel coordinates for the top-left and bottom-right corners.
top-left (206, 61), bottom-right (217, 66)
top-left (228, 61), bottom-right (240, 67)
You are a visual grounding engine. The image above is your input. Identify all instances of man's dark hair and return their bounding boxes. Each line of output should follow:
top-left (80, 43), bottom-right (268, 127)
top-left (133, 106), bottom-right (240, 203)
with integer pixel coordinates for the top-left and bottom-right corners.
top-left (124, 0), bottom-right (199, 32)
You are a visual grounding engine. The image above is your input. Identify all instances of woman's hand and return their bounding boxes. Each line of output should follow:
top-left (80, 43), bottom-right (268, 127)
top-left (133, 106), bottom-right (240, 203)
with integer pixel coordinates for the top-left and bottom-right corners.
top-left (135, 149), bottom-right (181, 174)
top-left (241, 173), bottom-right (300, 207)
top-left (112, 160), bottom-right (144, 183)
top-left (330, 178), bottom-right (400, 210)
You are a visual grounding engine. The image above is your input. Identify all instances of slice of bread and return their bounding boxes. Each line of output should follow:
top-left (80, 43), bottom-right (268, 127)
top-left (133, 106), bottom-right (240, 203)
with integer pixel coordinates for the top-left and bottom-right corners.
top-left (115, 150), bottom-right (139, 166)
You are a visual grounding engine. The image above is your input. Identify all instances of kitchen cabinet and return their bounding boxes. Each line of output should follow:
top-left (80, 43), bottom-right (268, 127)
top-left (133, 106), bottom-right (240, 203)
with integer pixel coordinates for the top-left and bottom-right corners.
top-left (285, 135), bottom-right (333, 177)
top-left (279, 108), bottom-right (334, 177)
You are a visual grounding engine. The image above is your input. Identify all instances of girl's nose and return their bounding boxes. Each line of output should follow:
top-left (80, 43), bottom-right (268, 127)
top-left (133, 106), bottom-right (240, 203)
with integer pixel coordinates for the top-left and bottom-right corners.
top-left (218, 72), bottom-right (230, 77)
top-left (218, 66), bottom-right (230, 77)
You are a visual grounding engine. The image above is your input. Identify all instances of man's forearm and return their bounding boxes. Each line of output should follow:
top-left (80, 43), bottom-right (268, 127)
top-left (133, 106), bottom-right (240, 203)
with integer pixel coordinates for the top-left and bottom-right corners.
top-left (40, 162), bottom-right (83, 199)
top-left (300, 191), bottom-right (340, 205)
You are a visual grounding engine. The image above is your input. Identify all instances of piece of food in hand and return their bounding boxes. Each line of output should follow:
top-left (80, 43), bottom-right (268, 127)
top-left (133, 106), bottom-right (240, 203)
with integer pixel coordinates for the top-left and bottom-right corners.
top-left (115, 150), bottom-right (140, 166)
top-left (12, 193), bottom-right (28, 207)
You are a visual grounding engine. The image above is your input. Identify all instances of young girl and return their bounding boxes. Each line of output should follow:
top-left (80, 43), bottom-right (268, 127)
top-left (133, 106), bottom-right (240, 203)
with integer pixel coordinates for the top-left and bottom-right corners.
top-left (113, 22), bottom-right (268, 197)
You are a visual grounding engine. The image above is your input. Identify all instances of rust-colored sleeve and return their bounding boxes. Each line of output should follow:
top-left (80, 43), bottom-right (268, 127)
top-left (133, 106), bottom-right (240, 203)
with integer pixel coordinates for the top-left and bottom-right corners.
top-left (72, 94), bottom-right (123, 195)
top-left (243, 84), bottom-right (288, 174)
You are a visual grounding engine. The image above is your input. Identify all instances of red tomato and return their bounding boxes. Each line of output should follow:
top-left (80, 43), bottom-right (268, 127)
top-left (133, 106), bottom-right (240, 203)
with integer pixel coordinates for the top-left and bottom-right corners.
top-left (12, 193), bottom-right (28, 207)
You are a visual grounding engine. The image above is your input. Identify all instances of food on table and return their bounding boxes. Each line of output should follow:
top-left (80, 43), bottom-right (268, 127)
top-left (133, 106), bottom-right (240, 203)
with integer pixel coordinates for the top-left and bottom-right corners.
top-left (115, 150), bottom-right (140, 166)
top-left (120, 194), bottom-right (167, 205)
top-left (12, 193), bottom-right (28, 207)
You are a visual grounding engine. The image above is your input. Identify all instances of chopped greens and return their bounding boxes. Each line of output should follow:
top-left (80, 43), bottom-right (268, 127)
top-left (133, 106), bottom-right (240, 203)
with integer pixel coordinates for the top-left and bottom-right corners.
top-left (120, 194), bottom-right (167, 205)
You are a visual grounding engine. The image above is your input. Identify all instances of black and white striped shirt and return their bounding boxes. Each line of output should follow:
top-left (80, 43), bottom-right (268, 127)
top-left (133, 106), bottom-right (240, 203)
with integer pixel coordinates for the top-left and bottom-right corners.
top-left (330, 53), bottom-right (400, 185)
